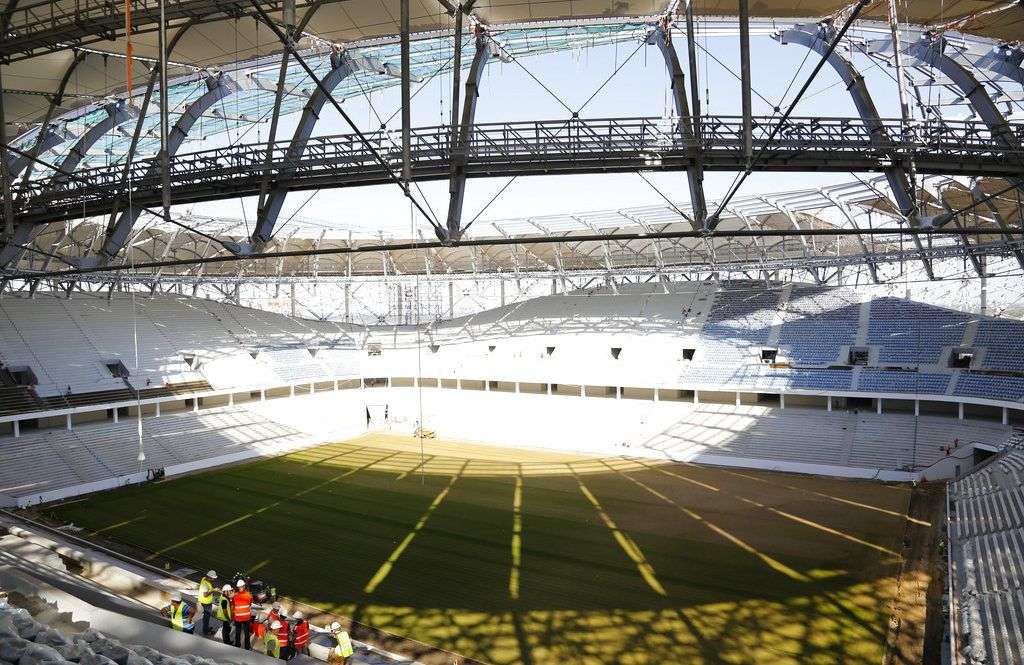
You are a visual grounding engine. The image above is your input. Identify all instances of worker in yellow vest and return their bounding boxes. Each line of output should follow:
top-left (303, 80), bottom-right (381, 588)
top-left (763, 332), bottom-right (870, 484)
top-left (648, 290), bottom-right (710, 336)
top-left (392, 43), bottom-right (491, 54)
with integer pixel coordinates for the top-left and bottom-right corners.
top-left (214, 584), bottom-right (233, 644)
top-left (198, 570), bottom-right (218, 636)
top-left (265, 621), bottom-right (282, 659)
top-left (327, 622), bottom-right (354, 664)
top-left (161, 593), bottom-right (196, 634)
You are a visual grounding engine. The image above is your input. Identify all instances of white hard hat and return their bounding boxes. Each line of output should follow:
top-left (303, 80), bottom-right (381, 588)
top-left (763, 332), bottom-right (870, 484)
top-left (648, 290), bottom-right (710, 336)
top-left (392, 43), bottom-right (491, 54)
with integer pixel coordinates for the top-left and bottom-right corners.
top-left (272, 602), bottom-right (281, 610)
top-left (270, 621), bottom-right (282, 630)
top-left (170, 592), bottom-right (182, 602)
top-left (329, 622), bottom-right (341, 632)
top-left (236, 579), bottom-right (246, 588)
top-left (293, 611), bottom-right (304, 620)
top-left (207, 570), bottom-right (217, 579)
top-left (221, 584), bottom-right (232, 592)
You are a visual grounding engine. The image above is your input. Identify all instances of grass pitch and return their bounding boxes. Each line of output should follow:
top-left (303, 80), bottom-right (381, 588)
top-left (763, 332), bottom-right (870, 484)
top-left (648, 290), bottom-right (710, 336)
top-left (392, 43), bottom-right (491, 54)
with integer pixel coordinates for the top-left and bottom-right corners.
top-left (46, 434), bottom-right (933, 665)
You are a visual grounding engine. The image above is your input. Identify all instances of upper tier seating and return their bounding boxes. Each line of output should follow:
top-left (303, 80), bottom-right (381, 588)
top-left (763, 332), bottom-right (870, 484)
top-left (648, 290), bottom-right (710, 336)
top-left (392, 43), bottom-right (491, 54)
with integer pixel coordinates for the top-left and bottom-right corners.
top-left (2, 282), bottom-right (1024, 416)
top-left (778, 285), bottom-right (860, 365)
top-left (867, 298), bottom-right (969, 365)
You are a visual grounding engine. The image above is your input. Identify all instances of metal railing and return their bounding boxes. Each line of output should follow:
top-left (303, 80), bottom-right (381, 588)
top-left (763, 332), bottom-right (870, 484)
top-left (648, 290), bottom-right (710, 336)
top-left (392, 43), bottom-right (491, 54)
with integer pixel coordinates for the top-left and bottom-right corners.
top-left (17, 115), bottom-right (1024, 225)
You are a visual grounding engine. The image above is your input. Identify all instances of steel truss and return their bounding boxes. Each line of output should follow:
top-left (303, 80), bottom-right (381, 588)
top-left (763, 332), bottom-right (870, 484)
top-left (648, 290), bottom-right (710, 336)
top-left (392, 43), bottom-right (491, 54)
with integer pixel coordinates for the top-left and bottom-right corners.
top-left (11, 114), bottom-right (1024, 230)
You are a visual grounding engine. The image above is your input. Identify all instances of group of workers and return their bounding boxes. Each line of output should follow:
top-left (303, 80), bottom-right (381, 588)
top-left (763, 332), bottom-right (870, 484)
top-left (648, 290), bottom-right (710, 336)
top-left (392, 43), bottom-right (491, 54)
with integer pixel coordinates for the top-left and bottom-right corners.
top-left (161, 571), bottom-right (354, 664)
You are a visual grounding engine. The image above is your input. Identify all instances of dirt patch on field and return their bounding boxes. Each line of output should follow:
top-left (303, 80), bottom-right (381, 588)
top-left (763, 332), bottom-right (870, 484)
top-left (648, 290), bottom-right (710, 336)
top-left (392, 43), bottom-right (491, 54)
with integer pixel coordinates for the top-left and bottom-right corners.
top-left (883, 481), bottom-right (947, 665)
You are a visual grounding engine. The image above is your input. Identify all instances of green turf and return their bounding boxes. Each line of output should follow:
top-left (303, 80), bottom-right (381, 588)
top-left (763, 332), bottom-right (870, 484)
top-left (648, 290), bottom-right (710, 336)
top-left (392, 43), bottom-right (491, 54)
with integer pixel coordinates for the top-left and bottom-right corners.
top-left (45, 435), bottom-right (924, 665)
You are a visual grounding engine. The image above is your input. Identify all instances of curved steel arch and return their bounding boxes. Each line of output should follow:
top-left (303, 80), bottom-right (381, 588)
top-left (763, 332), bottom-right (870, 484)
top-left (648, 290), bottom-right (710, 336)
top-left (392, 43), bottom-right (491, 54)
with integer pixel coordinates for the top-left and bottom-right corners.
top-left (444, 30), bottom-right (496, 242)
top-left (99, 72), bottom-right (245, 262)
top-left (57, 101), bottom-right (140, 177)
top-left (901, 34), bottom-right (1024, 207)
top-left (252, 49), bottom-right (369, 245)
top-left (646, 23), bottom-right (706, 229)
top-left (778, 22), bottom-right (934, 279)
top-left (0, 103), bottom-right (139, 267)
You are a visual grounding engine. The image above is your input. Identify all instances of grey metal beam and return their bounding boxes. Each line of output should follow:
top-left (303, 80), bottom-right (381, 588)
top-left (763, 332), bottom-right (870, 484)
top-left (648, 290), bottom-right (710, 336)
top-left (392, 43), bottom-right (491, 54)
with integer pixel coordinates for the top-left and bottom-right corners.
top-left (444, 27), bottom-right (493, 242)
top-left (16, 50), bottom-right (88, 190)
top-left (681, 2), bottom-right (706, 229)
top-left (738, 0), bottom-right (752, 164)
top-left (251, 48), bottom-right (364, 245)
top-left (970, 180), bottom-right (1024, 271)
top-left (646, 22), bottom-right (706, 230)
top-left (0, 102), bottom-right (139, 268)
top-left (777, 21), bottom-right (934, 280)
top-left (253, 1), bottom-right (325, 246)
top-left (903, 34), bottom-right (1024, 208)
top-left (98, 73), bottom-right (245, 263)
top-left (99, 18), bottom-right (197, 260)
top-left (401, 0), bottom-right (411, 184)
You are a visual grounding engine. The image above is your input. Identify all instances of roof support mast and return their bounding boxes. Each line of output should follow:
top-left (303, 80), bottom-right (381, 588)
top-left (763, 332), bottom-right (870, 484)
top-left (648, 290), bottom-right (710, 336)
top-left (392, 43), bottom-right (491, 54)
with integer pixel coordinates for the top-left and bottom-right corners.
top-left (0, 0), bottom-right (21, 244)
top-left (646, 18), bottom-right (706, 231)
top-left (682, 1), bottom-right (707, 229)
top-left (738, 0), bottom-right (752, 165)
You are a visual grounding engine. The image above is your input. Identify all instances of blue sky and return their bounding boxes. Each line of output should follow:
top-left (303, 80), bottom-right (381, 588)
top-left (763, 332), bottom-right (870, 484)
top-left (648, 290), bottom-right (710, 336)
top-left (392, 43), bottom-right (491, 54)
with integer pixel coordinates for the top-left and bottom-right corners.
top-left (190, 26), bottom-right (913, 236)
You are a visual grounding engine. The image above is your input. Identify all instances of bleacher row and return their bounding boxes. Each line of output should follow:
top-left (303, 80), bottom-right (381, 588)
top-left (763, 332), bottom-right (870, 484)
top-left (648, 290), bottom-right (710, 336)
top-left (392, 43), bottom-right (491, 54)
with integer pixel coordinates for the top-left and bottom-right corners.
top-left (949, 439), bottom-right (1024, 665)
top-left (0, 406), bottom-right (314, 500)
top-left (639, 403), bottom-right (1009, 471)
top-left (2, 282), bottom-right (1024, 418)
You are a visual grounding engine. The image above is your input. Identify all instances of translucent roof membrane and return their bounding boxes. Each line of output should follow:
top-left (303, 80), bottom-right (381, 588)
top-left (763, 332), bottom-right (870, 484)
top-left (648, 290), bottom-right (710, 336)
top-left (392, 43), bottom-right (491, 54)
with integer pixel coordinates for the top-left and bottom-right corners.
top-left (25, 22), bottom-right (646, 179)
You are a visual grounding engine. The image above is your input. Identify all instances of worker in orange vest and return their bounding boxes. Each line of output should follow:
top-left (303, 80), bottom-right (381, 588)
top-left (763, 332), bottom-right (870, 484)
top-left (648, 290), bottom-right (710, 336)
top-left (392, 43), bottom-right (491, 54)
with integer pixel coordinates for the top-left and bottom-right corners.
top-left (275, 611), bottom-right (291, 660)
top-left (292, 611), bottom-right (310, 657)
top-left (232, 579), bottom-right (253, 650)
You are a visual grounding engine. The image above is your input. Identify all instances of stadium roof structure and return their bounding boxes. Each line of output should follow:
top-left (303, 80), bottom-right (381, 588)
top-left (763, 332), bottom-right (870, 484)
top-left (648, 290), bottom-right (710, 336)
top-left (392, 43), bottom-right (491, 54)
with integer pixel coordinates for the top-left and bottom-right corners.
top-left (1, 0), bottom-right (1023, 287)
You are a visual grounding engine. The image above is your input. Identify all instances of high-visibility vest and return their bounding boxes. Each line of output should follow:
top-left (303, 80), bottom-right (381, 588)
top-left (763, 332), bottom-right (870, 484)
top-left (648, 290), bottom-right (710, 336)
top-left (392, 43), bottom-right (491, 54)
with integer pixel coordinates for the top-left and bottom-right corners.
top-left (333, 631), bottom-right (354, 658)
top-left (169, 602), bottom-right (193, 631)
top-left (264, 632), bottom-right (280, 658)
top-left (276, 621), bottom-right (290, 647)
top-left (293, 622), bottom-right (309, 649)
top-left (232, 591), bottom-right (253, 621)
top-left (215, 595), bottom-right (231, 622)
top-left (198, 578), bottom-right (215, 605)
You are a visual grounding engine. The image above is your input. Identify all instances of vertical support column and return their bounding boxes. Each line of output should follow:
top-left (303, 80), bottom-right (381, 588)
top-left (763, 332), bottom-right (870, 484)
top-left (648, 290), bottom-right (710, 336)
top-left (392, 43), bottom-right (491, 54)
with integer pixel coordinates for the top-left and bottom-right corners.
top-left (581, 385), bottom-right (587, 398)
top-left (547, 383), bottom-right (552, 396)
top-left (693, 390), bottom-right (699, 405)
top-left (450, 5), bottom-right (463, 145)
top-left (156, 401), bottom-right (161, 417)
top-left (738, 0), bottom-right (752, 164)
top-left (400, 0), bottom-right (411, 184)
top-left (0, 58), bottom-right (14, 240)
top-left (914, 400), bottom-right (920, 416)
top-left (13, 420), bottom-right (19, 438)
top-left (112, 409), bottom-right (119, 424)
top-left (735, 392), bottom-right (741, 406)
top-left (290, 385), bottom-right (296, 397)
top-left (193, 398), bottom-right (199, 413)
top-left (1002, 407), bottom-right (1008, 425)
top-left (67, 414), bottom-right (74, 430)
top-left (876, 399), bottom-right (882, 415)
top-left (780, 393), bottom-right (785, 409)
top-left (682, 2), bottom-right (706, 229)
top-left (616, 387), bottom-right (622, 399)
top-left (229, 392), bottom-right (234, 407)
top-left (157, 0), bottom-right (172, 226)
top-left (827, 395), bottom-right (832, 412)
top-left (654, 388), bottom-right (660, 402)
top-left (958, 402), bottom-right (964, 420)
top-left (261, 389), bottom-right (267, 402)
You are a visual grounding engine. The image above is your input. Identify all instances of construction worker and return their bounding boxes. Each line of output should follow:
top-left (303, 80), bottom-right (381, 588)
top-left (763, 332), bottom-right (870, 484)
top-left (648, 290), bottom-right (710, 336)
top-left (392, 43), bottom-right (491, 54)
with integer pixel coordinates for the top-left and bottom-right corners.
top-left (291, 612), bottom-right (310, 657)
top-left (275, 611), bottom-right (291, 661)
top-left (198, 570), bottom-right (217, 636)
top-left (327, 622), bottom-right (354, 664)
top-left (161, 593), bottom-right (196, 634)
top-left (264, 621), bottom-right (282, 659)
top-left (232, 579), bottom-right (253, 650)
top-left (215, 584), bottom-right (233, 645)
